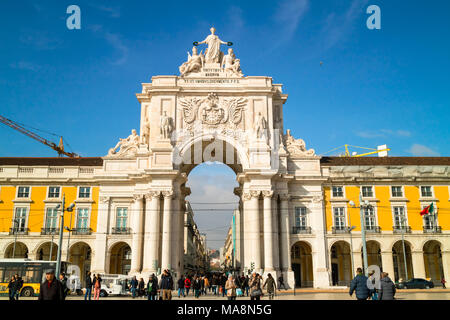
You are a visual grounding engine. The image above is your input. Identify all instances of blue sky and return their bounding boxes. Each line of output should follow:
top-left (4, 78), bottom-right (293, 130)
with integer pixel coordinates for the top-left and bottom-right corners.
top-left (1, 0), bottom-right (449, 248)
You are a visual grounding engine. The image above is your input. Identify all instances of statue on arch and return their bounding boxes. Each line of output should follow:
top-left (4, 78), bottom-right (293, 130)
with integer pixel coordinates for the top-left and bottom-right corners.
top-left (254, 112), bottom-right (268, 140)
top-left (222, 48), bottom-right (243, 77)
top-left (108, 129), bottom-right (140, 157)
top-left (179, 46), bottom-right (204, 76)
top-left (160, 111), bottom-right (174, 139)
top-left (141, 116), bottom-right (150, 145)
top-left (195, 27), bottom-right (231, 64)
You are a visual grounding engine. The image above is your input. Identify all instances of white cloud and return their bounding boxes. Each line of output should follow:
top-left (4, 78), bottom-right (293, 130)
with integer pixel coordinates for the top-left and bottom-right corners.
top-left (274, 0), bottom-right (310, 43)
top-left (356, 129), bottom-right (412, 139)
top-left (87, 25), bottom-right (129, 66)
top-left (89, 4), bottom-right (121, 18)
top-left (10, 61), bottom-right (41, 72)
top-left (408, 144), bottom-right (440, 157)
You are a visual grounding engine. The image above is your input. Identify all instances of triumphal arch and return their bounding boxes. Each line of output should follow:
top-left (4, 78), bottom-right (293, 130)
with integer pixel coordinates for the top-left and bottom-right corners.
top-left (92, 28), bottom-right (329, 288)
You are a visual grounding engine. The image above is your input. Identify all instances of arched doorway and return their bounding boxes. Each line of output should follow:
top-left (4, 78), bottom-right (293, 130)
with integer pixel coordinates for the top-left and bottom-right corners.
top-left (4, 242), bottom-right (28, 258)
top-left (69, 242), bottom-right (92, 283)
top-left (291, 241), bottom-right (313, 287)
top-left (109, 242), bottom-right (131, 275)
top-left (392, 240), bottom-right (413, 281)
top-left (35, 242), bottom-right (58, 261)
top-left (330, 241), bottom-right (352, 286)
top-left (365, 240), bottom-right (382, 270)
top-left (423, 240), bottom-right (444, 285)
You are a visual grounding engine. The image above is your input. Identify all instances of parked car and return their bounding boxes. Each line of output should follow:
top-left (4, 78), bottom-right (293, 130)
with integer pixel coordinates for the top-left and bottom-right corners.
top-left (396, 278), bottom-right (434, 289)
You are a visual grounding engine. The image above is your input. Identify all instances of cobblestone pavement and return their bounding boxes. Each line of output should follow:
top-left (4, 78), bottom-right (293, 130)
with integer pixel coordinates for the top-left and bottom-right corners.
top-left (3, 289), bottom-right (450, 300)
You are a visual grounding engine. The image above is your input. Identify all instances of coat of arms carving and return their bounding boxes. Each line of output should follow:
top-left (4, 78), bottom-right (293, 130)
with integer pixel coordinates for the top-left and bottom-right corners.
top-left (179, 93), bottom-right (247, 131)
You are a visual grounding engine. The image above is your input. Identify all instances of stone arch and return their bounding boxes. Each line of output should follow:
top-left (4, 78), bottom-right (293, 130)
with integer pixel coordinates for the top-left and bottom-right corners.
top-left (330, 240), bottom-right (352, 286)
top-left (108, 241), bottom-right (132, 275)
top-left (176, 132), bottom-right (249, 174)
top-left (423, 240), bottom-right (444, 284)
top-left (291, 241), bottom-right (313, 287)
top-left (69, 241), bottom-right (92, 283)
top-left (387, 238), bottom-right (415, 252)
top-left (392, 240), bottom-right (414, 282)
top-left (34, 241), bottom-right (59, 261)
top-left (361, 240), bottom-right (382, 270)
top-left (3, 241), bottom-right (29, 258)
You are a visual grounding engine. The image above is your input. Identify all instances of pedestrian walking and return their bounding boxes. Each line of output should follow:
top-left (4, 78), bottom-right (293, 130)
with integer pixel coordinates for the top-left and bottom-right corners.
top-left (159, 269), bottom-right (174, 300)
top-left (278, 274), bottom-right (287, 290)
top-left (59, 272), bottom-right (69, 300)
top-left (130, 276), bottom-right (138, 298)
top-left (147, 274), bottom-right (158, 301)
top-left (225, 275), bottom-right (237, 300)
top-left (193, 276), bottom-right (202, 298)
top-left (263, 273), bottom-right (277, 300)
top-left (178, 275), bottom-right (186, 298)
top-left (378, 272), bottom-right (396, 300)
top-left (138, 278), bottom-right (145, 298)
top-left (441, 278), bottom-right (446, 289)
top-left (203, 276), bottom-right (209, 295)
top-left (38, 269), bottom-right (64, 300)
top-left (349, 268), bottom-right (371, 300)
top-left (220, 273), bottom-right (227, 297)
top-left (14, 274), bottom-right (23, 300)
top-left (93, 274), bottom-right (102, 300)
top-left (7, 276), bottom-right (16, 301)
top-left (211, 275), bottom-right (218, 295)
top-left (249, 272), bottom-right (263, 300)
top-left (184, 276), bottom-right (191, 296)
top-left (367, 271), bottom-right (380, 300)
top-left (84, 272), bottom-right (93, 300)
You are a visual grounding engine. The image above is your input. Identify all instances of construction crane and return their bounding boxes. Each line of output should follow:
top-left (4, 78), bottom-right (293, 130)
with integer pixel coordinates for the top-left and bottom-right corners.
top-left (322, 144), bottom-right (391, 158)
top-left (0, 115), bottom-right (79, 158)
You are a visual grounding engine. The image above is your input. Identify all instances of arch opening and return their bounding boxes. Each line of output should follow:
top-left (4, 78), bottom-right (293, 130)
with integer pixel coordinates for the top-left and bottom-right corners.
top-left (330, 241), bottom-right (352, 286)
top-left (109, 242), bottom-right (131, 276)
top-left (291, 241), bottom-right (313, 288)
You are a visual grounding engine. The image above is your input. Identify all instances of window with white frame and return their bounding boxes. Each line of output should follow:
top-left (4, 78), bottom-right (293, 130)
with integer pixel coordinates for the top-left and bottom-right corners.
top-left (78, 187), bottom-right (91, 198)
top-left (362, 186), bottom-right (374, 197)
top-left (333, 207), bottom-right (346, 230)
top-left (391, 186), bottom-right (403, 197)
top-left (393, 206), bottom-right (406, 228)
top-left (76, 208), bottom-right (89, 229)
top-left (48, 186), bottom-right (60, 198)
top-left (17, 186), bottom-right (30, 198)
top-left (45, 208), bottom-right (58, 229)
top-left (363, 206), bottom-right (376, 230)
top-left (332, 186), bottom-right (344, 197)
top-left (116, 208), bottom-right (128, 229)
top-left (13, 207), bottom-right (27, 231)
top-left (295, 207), bottom-right (307, 229)
top-left (420, 186), bottom-right (433, 197)
top-left (422, 205), bottom-right (437, 229)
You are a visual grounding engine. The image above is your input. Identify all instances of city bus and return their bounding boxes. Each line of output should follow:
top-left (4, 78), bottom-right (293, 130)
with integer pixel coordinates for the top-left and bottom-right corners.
top-left (0, 259), bottom-right (69, 297)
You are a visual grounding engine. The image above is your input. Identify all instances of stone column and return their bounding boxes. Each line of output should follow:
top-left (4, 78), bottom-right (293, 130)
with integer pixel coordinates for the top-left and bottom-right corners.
top-left (353, 250), bottom-right (363, 273)
top-left (412, 250), bottom-right (426, 279)
top-left (272, 197), bottom-right (280, 272)
top-left (161, 191), bottom-right (173, 271)
top-left (91, 196), bottom-right (110, 274)
top-left (441, 251), bottom-right (450, 286)
top-left (243, 191), bottom-right (261, 272)
top-left (178, 198), bottom-right (185, 277)
top-left (381, 251), bottom-right (395, 279)
top-left (279, 194), bottom-right (291, 272)
top-left (142, 191), bottom-right (160, 275)
top-left (263, 191), bottom-right (274, 272)
top-left (130, 195), bottom-right (144, 274)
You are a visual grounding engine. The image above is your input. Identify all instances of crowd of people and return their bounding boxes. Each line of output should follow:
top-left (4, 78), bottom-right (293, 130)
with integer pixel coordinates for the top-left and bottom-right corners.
top-left (349, 267), bottom-right (397, 300)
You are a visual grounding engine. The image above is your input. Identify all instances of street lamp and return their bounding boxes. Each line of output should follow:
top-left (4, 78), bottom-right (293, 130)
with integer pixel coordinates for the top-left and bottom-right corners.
top-left (12, 219), bottom-right (19, 258)
top-left (349, 195), bottom-right (371, 276)
top-left (400, 216), bottom-right (409, 281)
top-left (55, 194), bottom-right (75, 278)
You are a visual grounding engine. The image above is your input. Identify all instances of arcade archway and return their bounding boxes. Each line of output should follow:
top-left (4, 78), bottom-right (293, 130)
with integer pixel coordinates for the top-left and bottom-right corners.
top-left (423, 240), bottom-right (444, 284)
top-left (35, 242), bottom-right (58, 261)
top-left (291, 241), bottom-right (313, 287)
top-left (330, 241), bottom-right (352, 286)
top-left (69, 242), bottom-right (92, 283)
top-left (109, 242), bottom-right (131, 275)
top-left (392, 240), bottom-right (413, 281)
top-left (4, 242), bottom-right (28, 258)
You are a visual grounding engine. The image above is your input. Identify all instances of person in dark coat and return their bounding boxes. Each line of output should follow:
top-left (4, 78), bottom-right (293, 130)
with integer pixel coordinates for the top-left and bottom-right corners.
top-left (147, 274), bottom-right (159, 301)
top-left (178, 275), bottom-right (186, 298)
top-left (159, 270), bottom-right (174, 300)
top-left (138, 278), bottom-right (145, 298)
top-left (349, 268), bottom-right (371, 300)
top-left (14, 274), bottom-right (24, 300)
top-left (130, 276), bottom-right (138, 298)
top-left (84, 272), bottom-right (93, 300)
top-left (59, 273), bottom-right (69, 300)
top-left (38, 269), bottom-right (64, 301)
top-left (379, 272), bottom-right (396, 300)
top-left (7, 276), bottom-right (16, 301)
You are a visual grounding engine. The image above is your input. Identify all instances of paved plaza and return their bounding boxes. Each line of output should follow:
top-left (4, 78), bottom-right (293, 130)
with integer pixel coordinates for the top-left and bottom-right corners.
top-left (2, 289), bottom-right (449, 301)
